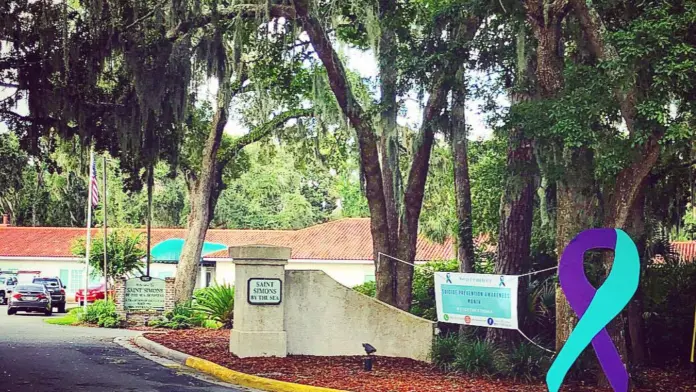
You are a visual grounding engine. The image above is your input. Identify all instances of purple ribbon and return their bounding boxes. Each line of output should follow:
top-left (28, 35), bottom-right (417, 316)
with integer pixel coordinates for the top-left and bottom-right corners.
top-left (555, 228), bottom-right (628, 392)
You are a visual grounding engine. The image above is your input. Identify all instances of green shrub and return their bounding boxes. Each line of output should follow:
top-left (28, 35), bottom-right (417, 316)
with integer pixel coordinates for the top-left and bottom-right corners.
top-left (452, 339), bottom-right (503, 375)
top-left (81, 300), bottom-right (117, 324)
top-left (411, 259), bottom-right (458, 321)
top-left (432, 334), bottom-right (504, 376)
top-left (432, 334), bottom-right (460, 371)
top-left (193, 284), bottom-right (235, 328)
top-left (499, 342), bottom-right (551, 382)
top-left (352, 281), bottom-right (376, 297)
top-left (147, 301), bottom-right (205, 329)
top-left (643, 261), bottom-right (696, 365)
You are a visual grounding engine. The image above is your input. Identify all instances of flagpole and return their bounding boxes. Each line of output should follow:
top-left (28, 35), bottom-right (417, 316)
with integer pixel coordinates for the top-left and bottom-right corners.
top-left (84, 149), bottom-right (94, 312)
top-left (102, 155), bottom-right (108, 300)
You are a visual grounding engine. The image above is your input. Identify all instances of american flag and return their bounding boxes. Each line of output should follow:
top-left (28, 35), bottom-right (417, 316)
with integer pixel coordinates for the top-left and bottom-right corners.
top-left (90, 157), bottom-right (99, 207)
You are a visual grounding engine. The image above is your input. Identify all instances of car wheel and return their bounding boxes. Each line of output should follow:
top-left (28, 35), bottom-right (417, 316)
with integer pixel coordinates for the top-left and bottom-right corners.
top-left (58, 304), bottom-right (66, 313)
top-left (79, 301), bottom-right (84, 307)
top-left (44, 309), bottom-right (52, 316)
top-left (7, 308), bottom-right (15, 315)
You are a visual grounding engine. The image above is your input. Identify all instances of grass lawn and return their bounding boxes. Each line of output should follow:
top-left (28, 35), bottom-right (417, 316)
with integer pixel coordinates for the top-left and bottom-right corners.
top-left (45, 308), bottom-right (83, 326)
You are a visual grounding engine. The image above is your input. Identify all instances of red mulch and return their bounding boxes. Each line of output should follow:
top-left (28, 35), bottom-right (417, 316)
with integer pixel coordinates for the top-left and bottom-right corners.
top-left (145, 329), bottom-right (695, 392)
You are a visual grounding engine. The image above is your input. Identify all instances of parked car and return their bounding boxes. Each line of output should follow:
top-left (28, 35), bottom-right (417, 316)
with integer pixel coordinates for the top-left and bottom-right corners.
top-left (32, 277), bottom-right (67, 313)
top-left (0, 275), bottom-right (17, 305)
top-left (75, 283), bottom-right (112, 306)
top-left (7, 283), bottom-right (52, 316)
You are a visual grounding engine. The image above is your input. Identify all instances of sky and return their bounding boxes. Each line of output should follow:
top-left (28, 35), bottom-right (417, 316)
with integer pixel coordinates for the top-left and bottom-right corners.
top-left (222, 46), bottom-right (500, 140)
top-left (0, 44), bottom-right (500, 140)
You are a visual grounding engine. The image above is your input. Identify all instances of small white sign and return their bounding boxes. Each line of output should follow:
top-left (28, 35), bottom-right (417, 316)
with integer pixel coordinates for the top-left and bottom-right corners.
top-left (247, 278), bottom-right (282, 305)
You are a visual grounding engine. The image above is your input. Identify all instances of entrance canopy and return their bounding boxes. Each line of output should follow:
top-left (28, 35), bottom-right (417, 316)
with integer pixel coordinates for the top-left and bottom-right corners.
top-left (150, 239), bottom-right (228, 263)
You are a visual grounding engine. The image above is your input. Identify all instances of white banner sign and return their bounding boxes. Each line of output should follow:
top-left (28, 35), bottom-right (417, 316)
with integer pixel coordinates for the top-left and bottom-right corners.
top-left (434, 272), bottom-right (519, 329)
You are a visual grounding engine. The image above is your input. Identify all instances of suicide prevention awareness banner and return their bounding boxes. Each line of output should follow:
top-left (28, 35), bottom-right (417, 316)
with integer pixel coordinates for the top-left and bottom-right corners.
top-left (434, 272), bottom-right (519, 329)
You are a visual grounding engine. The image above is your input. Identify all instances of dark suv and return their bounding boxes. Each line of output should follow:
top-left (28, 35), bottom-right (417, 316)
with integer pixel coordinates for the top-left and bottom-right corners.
top-left (32, 277), bottom-right (67, 313)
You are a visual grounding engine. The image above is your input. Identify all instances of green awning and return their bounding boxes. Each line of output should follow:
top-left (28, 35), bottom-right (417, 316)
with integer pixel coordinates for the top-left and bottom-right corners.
top-left (150, 239), bottom-right (228, 262)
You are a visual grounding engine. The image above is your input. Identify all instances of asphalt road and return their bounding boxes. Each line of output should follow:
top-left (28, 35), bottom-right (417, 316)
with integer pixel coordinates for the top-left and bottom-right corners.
top-left (0, 305), bottom-right (243, 392)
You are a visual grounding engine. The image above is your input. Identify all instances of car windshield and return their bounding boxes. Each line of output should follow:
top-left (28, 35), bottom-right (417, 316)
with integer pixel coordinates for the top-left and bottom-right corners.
top-left (16, 284), bottom-right (46, 292)
top-left (89, 284), bottom-right (103, 289)
top-left (0, 277), bottom-right (5, 284)
top-left (33, 278), bottom-right (60, 287)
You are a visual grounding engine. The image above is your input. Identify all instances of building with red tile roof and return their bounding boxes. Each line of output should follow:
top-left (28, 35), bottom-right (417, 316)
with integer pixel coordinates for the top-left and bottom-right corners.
top-left (0, 218), bottom-right (454, 296)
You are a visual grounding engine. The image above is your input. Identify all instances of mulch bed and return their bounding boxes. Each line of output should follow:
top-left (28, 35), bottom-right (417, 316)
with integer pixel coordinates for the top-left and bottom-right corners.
top-left (145, 329), bottom-right (695, 392)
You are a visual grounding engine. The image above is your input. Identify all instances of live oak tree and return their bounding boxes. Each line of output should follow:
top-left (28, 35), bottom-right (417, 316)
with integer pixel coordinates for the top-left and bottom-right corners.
top-left (516, 0), bottom-right (696, 381)
top-left (291, 0), bottom-right (481, 310)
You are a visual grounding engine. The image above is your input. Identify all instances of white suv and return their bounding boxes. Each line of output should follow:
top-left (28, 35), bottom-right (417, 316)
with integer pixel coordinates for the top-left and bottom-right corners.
top-left (0, 275), bottom-right (18, 305)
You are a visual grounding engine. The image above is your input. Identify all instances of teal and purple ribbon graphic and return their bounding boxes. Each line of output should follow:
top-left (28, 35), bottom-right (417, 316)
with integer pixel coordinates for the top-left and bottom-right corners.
top-left (546, 228), bottom-right (639, 392)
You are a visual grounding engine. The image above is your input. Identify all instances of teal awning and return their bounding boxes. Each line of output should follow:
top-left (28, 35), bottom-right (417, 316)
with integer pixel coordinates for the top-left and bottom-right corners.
top-left (150, 239), bottom-right (228, 263)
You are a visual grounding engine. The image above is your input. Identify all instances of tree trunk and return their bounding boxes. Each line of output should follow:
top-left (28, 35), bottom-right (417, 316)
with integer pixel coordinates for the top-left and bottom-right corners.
top-left (486, 29), bottom-right (536, 345)
top-left (377, 0), bottom-right (400, 301)
top-left (173, 83), bottom-right (231, 304)
top-left (293, 0), bottom-right (393, 304)
top-left (554, 147), bottom-right (599, 350)
top-left (624, 181), bottom-right (647, 366)
top-left (451, 63), bottom-right (475, 273)
top-left (595, 142), bottom-right (659, 385)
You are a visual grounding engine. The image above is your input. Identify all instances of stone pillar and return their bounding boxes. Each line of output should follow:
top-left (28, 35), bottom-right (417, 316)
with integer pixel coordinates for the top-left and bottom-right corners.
top-left (114, 277), bottom-right (127, 319)
top-left (229, 245), bottom-right (291, 358)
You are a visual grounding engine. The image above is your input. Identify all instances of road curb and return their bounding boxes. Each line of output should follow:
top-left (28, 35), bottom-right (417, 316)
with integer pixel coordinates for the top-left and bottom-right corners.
top-left (133, 335), bottom-right (347, 392)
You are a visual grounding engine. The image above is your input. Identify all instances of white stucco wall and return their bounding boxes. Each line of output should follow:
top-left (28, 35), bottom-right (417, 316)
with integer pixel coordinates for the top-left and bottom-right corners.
top-left (0, 257), bottom-right (178, 298)
top-left (0, 258), bottom-right (90, 299)
top-left (284, 270), bottom-right (435, 362)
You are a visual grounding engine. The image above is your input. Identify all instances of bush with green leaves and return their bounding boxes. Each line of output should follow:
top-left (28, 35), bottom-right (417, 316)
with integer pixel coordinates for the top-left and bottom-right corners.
top-left (411, 259), bottom-right (458, 321)
top-left (452, 339), bottom-right (503, 375)
top-left (80, 300), bottom-right (122, 328)
top-left (352, 281), bottom-right (376, 297)
top-left (193, 283), bottom-right (235, 328)
top-left (432, 335), bottom-right (552, 380)
top-left (642, 261), bottom-right (696, 365)
top-left (147, 302), bottom-right (205, 329)
top-left (498, 342), bottom-right (551, 382)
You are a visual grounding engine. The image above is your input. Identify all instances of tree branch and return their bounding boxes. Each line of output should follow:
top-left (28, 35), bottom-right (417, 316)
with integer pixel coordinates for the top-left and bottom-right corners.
top-left (124, 0), bottom-right (169, 30)
top-left (0, 109), bottom-right (77, 131)
top-left (570, 0), bottom-right (638, 134)
top-left (166, 4), bottom-right (296, 41)
top-left (218, 108), bottom-right (314, 167)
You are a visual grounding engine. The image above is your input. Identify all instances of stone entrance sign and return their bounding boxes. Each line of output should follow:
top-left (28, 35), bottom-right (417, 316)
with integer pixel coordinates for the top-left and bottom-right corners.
top-left (230, 245), bottom-right (291, 358)
top-left (124, 277), bottom-right (166, 311)
top-left (248, 278), bottom-right (282, 305)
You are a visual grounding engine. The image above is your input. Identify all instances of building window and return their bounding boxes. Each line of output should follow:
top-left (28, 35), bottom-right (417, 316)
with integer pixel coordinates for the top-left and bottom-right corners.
top-left (364, 274), bottom-right (375, 283)
top-left (69, 269), bottom-right (85, 293)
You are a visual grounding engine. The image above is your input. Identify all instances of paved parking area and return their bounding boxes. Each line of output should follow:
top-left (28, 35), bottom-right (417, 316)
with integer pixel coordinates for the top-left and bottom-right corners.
top-left (0, 305), bottom-right (242, 392)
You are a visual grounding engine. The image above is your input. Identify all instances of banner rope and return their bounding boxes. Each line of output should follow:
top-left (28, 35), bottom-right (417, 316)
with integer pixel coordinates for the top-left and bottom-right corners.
top-left (517, 328), bottom-right (556, 355)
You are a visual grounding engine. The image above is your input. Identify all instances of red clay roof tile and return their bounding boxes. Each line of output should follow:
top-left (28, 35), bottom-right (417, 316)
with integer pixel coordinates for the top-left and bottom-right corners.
top-left (0, 218), bottom-right (455, 261)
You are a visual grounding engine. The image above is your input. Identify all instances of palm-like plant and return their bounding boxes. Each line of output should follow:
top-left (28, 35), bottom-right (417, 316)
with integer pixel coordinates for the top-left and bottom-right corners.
top-left (72, 231), bottom-right (145, 280)
top-left (193, 283), bottom-right (235, 328)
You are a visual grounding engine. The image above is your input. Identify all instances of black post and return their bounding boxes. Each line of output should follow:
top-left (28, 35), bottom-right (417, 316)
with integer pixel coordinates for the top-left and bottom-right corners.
top-left (146, 164), bottom-right (153, 277)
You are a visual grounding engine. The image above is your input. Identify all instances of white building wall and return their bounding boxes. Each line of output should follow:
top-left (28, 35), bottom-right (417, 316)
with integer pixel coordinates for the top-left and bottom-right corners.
top-left (0, 257), bottom-right (380, 297)
top-left (0, 258), bottom-right (94, 299)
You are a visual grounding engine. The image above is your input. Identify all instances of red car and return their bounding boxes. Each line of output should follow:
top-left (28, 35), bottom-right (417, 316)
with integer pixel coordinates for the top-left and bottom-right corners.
top-left (75, 283), bottom-right (112, 305)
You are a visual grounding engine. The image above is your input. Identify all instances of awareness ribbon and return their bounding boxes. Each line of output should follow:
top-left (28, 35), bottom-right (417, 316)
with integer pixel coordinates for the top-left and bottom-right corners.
top-left (546, 228), bottom-right (640, 392)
